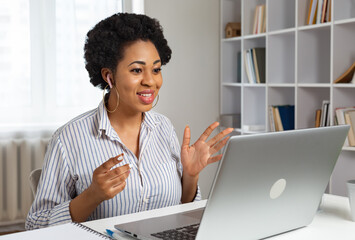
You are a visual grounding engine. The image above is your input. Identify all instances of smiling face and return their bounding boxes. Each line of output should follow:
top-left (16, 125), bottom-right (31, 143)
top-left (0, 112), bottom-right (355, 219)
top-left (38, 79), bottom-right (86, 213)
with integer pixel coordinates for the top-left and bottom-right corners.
top-left (112, 40), bottom-right (163, 115)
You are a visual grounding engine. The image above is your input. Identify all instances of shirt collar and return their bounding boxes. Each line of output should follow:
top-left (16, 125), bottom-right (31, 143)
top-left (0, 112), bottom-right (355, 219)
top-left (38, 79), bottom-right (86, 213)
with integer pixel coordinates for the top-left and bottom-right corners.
top-left (96, 100), bottom-right (159, 139)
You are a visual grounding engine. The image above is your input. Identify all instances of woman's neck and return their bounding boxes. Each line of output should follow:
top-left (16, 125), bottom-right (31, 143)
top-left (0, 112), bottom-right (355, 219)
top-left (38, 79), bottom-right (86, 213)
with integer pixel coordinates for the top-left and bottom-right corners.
top-left (108, 108), bottom-right (143, 131)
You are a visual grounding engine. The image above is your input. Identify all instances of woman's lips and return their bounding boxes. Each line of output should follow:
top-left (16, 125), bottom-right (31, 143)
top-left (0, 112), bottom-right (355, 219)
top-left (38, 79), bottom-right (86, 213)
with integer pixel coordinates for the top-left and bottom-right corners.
top-left (137, 90), bottom-right (155, 104)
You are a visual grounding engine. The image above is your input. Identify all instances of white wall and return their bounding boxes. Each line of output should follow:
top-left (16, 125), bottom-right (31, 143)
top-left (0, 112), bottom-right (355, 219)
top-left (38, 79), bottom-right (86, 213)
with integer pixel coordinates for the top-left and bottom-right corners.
top-left (145, 0), bottom-right (220, 199)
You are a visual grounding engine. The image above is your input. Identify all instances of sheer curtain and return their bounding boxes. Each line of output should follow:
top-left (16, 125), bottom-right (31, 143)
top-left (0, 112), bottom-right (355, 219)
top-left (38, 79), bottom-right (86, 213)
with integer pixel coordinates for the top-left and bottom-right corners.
top-left (0, 0), bottom-right (144, 128)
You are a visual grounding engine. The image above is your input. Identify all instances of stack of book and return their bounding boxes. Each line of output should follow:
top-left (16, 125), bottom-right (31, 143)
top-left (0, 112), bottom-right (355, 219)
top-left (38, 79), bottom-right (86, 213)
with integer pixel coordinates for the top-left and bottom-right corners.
top-left (307, 0), bottom-right (331, 25)
top-left (268, 105), bottom-right (295, 132)
top-left (243, 48), bottom-right (265, 84)
top-left (252, 4), bottom-right (266, 34)
top-left (334, 106), bottom-right (355, 147)
top-left (315, 100), bottom-right (330, 128)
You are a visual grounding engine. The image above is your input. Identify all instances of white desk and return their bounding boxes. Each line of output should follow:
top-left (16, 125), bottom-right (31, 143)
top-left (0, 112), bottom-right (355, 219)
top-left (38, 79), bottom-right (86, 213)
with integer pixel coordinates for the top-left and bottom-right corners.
top-left (83, 194), bottom-right (355, 239)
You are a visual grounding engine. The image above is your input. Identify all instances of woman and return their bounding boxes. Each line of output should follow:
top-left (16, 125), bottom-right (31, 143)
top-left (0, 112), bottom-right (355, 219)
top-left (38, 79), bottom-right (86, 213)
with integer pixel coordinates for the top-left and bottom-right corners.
top-left (26, 13), bottom-right (233, 230)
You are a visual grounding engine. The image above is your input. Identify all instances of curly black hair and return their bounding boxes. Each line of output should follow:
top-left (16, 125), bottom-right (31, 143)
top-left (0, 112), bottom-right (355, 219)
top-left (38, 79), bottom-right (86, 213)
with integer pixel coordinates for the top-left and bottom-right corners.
top-left (84, 13), bottom-right (172, 89)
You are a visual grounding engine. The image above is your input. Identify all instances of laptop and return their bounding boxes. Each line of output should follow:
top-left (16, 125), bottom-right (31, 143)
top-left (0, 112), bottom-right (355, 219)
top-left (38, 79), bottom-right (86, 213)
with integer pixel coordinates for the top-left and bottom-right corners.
top-left (115, 125), bottom-right (349, 240)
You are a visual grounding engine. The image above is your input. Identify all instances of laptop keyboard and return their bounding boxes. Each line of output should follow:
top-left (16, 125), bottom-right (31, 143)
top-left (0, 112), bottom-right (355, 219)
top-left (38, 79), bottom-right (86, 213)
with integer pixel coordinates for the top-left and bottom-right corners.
top-left (151, 223), bottom-right (200, 240)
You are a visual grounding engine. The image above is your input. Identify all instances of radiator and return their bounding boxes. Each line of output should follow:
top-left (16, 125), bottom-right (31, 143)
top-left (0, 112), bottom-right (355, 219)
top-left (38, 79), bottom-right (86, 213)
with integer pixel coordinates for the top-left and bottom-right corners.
top-left (0, 137), bottom-right (50, 225)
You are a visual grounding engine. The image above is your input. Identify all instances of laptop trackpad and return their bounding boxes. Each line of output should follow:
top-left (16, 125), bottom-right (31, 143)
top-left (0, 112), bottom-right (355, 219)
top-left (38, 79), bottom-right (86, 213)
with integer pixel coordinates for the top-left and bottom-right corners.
top-left (115, 207), bottom-right (204, 236)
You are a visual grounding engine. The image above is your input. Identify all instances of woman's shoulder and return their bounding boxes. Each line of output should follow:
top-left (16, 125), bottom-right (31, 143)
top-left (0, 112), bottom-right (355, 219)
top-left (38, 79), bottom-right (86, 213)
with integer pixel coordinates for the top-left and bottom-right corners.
top-left (147, 111), bottom-right (174, 129)
top-left (52, 108), bottom-right (98, 139)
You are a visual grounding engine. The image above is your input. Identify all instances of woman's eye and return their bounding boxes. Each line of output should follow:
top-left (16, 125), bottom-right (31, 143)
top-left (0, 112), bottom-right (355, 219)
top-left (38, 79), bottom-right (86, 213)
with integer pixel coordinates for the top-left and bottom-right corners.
top-left (131, 68), bottom-right (142, 73)
top-left (153, 68), bottom-right (162, 74)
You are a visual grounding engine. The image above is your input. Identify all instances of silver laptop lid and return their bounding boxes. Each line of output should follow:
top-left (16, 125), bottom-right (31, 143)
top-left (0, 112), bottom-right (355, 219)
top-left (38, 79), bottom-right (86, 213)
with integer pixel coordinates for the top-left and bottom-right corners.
top-left (196, 125), bottom-right (349, 240)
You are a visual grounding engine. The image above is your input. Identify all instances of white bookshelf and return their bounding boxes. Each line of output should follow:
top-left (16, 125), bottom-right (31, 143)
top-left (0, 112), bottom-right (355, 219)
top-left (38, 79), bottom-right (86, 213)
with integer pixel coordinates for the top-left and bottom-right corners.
top-left (220, 0), bottom-right (355, 196)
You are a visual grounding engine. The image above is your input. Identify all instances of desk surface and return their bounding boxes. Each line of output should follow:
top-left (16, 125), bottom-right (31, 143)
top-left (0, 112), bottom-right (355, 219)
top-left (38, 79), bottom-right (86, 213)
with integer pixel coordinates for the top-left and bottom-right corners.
top-left (83, 194), bottom-right (355, 239)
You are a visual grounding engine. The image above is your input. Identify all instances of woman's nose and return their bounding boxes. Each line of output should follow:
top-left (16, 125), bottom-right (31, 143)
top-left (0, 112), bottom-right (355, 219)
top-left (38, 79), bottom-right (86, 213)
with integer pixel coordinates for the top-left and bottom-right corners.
top-left (141, 71), bottom-right (155, 86)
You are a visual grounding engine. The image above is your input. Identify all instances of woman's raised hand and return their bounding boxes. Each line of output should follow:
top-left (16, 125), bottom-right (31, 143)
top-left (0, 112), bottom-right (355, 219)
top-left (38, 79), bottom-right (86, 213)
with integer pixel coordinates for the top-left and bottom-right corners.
top-left (181, 122), bottom-right (233, 178)
top-left (88, 154), bottom-right (130, 204)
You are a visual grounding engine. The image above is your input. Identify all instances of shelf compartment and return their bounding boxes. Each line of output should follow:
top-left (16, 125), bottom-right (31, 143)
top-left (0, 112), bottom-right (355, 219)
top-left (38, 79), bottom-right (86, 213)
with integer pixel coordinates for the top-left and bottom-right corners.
top-left (222, 40), bottom-right (242, 83)
top-left (333, 22), bottom-right (355, 83)
top-left (297, 26), bottom-right (331, 84)
top-left (221, 0), bottom-right (242, 39)
top-left (297, 0), bottom-right (332, 27)
top-left (221, 86), bottom-right (241, 115)
top-left (268, 0), bottom-right (295, 32)
top-left (242, 0), bottom-right (266, 36)
top-left (330, 151), bottom-right (355, 196)
top-left (268, 31), bottom-right (295, 84)
top-left (267, 87), bottom-right (295, 132)
top-left (296, 87), bottom-right (330, 129)
top-left (333, 87), bottom-right (355, 111)
top-left (268, 87), bottom-right (295, 106)
top-left (242, 86), bottom-right (266, 127)
top-left (334, 0), bottom-right (355, 21)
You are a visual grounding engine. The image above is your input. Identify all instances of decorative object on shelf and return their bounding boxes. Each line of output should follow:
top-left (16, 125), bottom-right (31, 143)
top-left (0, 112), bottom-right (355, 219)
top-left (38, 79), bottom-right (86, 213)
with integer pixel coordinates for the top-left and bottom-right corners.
top-left (220, 114), bottom-right (241, 128)
top-left (225, 22), bottom-right (241, 38)
top-left (242, 124), bottom-right (265, 132)
top-left (333, 62), bottom-right (355, 84)
top-left (252, 4), bottom-right (266, 34)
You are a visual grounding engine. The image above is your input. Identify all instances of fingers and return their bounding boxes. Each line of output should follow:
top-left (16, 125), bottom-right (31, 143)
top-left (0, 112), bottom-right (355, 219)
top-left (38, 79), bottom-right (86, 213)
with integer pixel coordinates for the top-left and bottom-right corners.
top-left (207, 154), bottom-right (223, 165)
top-left (107, 163), bottom-right (131, 180)
top-left (99, 153), bottom-right (124, 172)
top-left (209, 136), bottom-right (230, 156)
top-left (182, 125), bottom-right (191, 148)
top-left (207, 127), bottom-right (233, 147)
top-left (198, 122), bottom-right (220, 142)
top-left (108, 167), bottom-right (130, 187)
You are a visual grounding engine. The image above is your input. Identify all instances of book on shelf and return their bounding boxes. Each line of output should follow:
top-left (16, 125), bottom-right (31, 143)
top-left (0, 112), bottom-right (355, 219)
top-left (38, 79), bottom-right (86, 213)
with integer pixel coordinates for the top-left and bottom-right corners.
top-left (268, 106), bottom-right (275, 132)
top-left (307, 0), bottom-right (318, 25)
top-left (321, 0), bottom-right (328, 23)
top-left (253, 4), bottom-right (266, 34)
top-left (252, 48), bottom-right (266, 84)
top-left (315, 109), bottom-right (321, 127)
top-left (274, 107), bottom-right (284, 131)
top-left (335, 107), bottom-right (355, 146)
top-left (319, 100), bottom-right (330, 127)
top-left (333, 62), bottom-right (355, 84)
top-left (236, 51), bottom-right (242, 83)
top-left (316, 0), bottom-right (323, 24)
top-left (344, 111), bottom-right (355, 146)
top-left (244, 49), bottom-right (255, 83)
top-left (269, 105), bottom-right (295, 132)
top-left (307, 0), bottom-right (331, 25)
top-left (249, 49), bottom-right (257, 83)
top-left (244, 48), bottom-right (265, 84)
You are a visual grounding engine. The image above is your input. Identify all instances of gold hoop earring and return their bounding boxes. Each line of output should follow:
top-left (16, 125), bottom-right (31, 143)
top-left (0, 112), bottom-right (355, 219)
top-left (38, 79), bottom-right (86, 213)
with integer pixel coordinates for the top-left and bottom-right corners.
top-left (103, 85), bottom-right (119, 113)
top-left (152, 94), bottom-right (159, 108)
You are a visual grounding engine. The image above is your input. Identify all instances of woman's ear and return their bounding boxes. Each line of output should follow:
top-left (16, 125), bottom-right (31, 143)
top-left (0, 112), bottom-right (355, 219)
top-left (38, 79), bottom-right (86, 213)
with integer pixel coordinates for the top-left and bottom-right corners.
top-left (101, 68), bottom-right (113, 89)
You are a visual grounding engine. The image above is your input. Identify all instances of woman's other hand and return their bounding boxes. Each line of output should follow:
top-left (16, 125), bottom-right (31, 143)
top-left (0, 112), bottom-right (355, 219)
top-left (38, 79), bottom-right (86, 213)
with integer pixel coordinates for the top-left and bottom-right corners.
top-left (181, 122), bottom-right (233, 178)
top-left (88, 154), bottom-right (130, 204)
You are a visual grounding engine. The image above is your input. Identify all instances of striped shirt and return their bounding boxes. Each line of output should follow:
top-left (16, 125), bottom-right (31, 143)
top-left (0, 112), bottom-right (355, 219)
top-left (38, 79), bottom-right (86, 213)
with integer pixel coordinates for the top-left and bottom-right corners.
top-left (25, 100), bottom-right (201, 230)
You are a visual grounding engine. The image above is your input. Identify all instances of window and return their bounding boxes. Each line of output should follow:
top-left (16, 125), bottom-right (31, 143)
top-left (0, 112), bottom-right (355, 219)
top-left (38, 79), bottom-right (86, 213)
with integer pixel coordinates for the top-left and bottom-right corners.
top-left (0, 0), bottom-right (144, 127)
